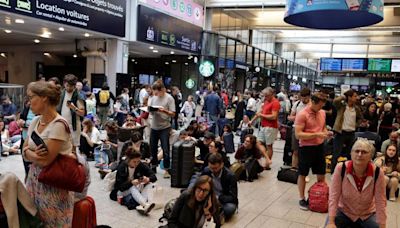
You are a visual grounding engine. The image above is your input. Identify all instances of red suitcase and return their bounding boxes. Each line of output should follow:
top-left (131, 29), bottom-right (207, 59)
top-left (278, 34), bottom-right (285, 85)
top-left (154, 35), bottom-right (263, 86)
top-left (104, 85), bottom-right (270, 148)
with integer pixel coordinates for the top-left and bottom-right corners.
top-left (72, 196), bottom-right (97, 228)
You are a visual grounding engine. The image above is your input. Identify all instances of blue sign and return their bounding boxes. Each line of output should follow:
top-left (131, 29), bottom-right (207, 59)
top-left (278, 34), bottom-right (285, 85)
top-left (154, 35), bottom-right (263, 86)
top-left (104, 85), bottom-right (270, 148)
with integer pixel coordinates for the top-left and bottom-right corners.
top-left (342, 59), bottom-right (366, 71)
top-left (0, 0), bottom-right (126, 37)
top-left (320, 58), bottom-right (342, 71)
top-left (284, 0), bottom-right (384, 29)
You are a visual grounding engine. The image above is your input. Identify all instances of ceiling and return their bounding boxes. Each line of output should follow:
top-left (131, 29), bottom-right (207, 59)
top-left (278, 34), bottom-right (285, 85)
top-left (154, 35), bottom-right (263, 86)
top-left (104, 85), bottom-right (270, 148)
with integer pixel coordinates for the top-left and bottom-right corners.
top-left (209, 1), bottom-right (400, 66)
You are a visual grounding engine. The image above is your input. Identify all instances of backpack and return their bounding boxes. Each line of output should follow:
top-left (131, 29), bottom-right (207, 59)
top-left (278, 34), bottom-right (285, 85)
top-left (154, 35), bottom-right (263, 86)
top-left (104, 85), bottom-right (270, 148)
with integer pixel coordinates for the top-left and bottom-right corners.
top-left (308, 182), bottom-right (329, 213)
top-left (158, 198), bottom-right (177, 223)
top-left (340, 162), bottom-right (380, 192)
top-left (99, 90), bottom-right (110, 104)
top-left (230, 162), bottom-right (245, 181)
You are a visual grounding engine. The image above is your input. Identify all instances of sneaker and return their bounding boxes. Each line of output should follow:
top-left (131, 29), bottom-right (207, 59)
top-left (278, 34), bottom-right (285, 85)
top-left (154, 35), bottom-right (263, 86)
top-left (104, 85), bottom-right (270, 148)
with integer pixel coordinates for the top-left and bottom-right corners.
top-left (1, 152), bottom-right (9, 157)
top-left (163, 171), bottom-right (171, 179)
top-left (305, 176), bottom-right (310, 183)
top-left (389, 197), bottom-right (396, 202)
top-left (299, 199), bottom-right (309, 211)
top-left (136, 203), bottom-right (155, 215)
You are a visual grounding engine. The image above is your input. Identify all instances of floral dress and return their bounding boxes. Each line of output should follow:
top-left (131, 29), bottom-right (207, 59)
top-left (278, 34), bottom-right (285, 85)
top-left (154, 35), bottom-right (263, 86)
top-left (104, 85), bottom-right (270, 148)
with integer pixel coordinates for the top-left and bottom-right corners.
top-left (25, 115), bottom-right (74, 228)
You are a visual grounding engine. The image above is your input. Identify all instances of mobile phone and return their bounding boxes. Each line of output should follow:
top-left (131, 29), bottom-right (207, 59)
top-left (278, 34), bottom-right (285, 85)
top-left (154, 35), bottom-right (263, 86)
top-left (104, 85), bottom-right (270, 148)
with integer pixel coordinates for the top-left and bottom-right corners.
top-left (66, 100), bottom-right (72, 105)
top-left (31, 131), bottom-right (48, 150)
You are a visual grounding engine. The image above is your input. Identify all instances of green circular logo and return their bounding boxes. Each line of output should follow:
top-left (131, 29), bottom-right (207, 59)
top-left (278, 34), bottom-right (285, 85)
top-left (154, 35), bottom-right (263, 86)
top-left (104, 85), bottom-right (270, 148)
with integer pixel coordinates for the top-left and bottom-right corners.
top-left (171, 0), bottom-right (178, 10)
top-left (199, 61), bottom-right (215, 77)
top-left (179, 1), bottom-right (185, 13)
top-left (185, 79), bottom-right (195, 89)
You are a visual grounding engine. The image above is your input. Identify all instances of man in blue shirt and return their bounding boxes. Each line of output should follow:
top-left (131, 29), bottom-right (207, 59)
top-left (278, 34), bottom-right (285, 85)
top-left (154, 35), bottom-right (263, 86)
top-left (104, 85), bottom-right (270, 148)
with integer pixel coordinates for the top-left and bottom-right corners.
top-left (203, 86), bottom-right (223, 135)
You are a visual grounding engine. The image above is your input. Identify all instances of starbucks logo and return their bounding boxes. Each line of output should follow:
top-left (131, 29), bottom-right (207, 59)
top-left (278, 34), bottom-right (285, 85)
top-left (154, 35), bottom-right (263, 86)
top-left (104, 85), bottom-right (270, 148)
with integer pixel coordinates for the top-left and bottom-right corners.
top-left (179, 1), bottom-right (185, 13)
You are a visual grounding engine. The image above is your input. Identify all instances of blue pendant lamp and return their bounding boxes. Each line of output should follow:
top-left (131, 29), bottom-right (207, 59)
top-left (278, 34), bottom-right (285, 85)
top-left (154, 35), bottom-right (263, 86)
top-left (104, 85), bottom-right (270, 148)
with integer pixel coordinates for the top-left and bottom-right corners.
top-left (284, 0), bottom-right (384, 29)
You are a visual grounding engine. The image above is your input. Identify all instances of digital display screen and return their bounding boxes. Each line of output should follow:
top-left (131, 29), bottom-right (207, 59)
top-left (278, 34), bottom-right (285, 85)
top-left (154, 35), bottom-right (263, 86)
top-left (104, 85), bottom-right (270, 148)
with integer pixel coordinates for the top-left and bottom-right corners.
top-left (320, 58), bottom-right (342, 71)
top-left (149, 75), bottom-right (155, 85)
top-left (139, 74), bottom-right (149, 84)
top-left (137, 5), bottom-right (202, 53)
top-left (368, 59), bottom-right (391, 72)
top-left (342, 59), bottom-right (366, 71)
top-left (290, 84), bottom-right (301, 91)
top-left (391, 59), bottom-right (400, 72)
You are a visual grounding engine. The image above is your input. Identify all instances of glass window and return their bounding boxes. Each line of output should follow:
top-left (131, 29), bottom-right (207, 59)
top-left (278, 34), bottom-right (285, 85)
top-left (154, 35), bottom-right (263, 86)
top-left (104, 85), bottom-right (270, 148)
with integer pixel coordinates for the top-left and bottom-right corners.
top-left (218, 37), bottom-right (227, 59)
top-left (246, 46), bottom-right (253, 65)
top-left (226, 39), bottom-right (235, 61)
top-left (236, 42), bottom-right (246, 63)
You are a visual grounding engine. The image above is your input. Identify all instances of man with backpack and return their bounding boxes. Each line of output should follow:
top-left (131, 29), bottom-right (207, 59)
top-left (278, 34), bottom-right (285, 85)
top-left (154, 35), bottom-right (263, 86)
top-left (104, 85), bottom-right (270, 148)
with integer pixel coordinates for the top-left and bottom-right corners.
top-left (295, 91), bottom-right (332, 210)
top-left (96, 83), bottom-right (116, 128)
top-left (57, 74), bottom-right (86, 152)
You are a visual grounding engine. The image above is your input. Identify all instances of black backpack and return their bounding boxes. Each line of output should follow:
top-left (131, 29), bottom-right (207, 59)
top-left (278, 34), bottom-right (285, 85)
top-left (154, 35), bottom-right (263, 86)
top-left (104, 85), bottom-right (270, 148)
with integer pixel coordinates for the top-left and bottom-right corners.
top-left (158, 198), bottom-right (177, 223)
top-left (340, 162), bottom-right (380, 192)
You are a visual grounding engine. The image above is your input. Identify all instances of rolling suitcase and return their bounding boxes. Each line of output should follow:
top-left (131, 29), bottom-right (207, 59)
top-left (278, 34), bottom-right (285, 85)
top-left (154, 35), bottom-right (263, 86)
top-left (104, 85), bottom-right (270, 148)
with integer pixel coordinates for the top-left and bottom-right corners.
top-left (72, 196), bottom-right (97, 228)
top-left (171, 140), bottom-right (195, 188)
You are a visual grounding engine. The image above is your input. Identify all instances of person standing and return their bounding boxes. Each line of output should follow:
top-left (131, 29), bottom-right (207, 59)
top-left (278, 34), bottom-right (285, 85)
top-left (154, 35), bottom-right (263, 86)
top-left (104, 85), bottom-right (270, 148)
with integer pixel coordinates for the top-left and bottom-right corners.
top-left (331, 89), bottom-right (363, 173)
top-left (149, 80), bottom-right (175, 178)
top-left (57, 74), bottom-right (86, 152)
top-left (23, 81), bottom-right (75, 227)
top-left (295, 92), bottom-right (331, 210)
top-left (171, 86), bottom-right (181, 130)
top-left (95, 83), bottom-right (116, 128)
top-left (204, 86), bottom-right (223, 136)
top-left (251, 87), bottom-right (280, 160)
top-left (287, 88), bottom-right (311, 169)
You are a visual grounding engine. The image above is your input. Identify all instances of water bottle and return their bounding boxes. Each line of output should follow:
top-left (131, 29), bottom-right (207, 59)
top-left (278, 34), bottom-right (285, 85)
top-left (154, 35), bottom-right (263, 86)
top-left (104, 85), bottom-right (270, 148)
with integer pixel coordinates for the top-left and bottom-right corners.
top-left (117, 191), bottom-right (123, 204)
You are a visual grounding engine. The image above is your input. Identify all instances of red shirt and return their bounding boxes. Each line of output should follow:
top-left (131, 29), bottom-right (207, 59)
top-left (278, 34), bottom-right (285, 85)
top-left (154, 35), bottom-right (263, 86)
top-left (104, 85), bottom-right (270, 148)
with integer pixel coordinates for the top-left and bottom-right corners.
top-left (347, 161), bottom-right (374, 192)
top-left (261, 97), bottom-right (280, 128)
top-left (8, 121), bottom-right (21, 137)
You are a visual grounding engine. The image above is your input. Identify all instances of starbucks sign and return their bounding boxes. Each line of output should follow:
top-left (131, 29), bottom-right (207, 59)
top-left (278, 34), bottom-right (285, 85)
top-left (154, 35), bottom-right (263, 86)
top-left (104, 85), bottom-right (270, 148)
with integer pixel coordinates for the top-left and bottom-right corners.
top-left (185, 79), bottom-right (195, 89)
top-left (199, 61), bottom-right (215, 77)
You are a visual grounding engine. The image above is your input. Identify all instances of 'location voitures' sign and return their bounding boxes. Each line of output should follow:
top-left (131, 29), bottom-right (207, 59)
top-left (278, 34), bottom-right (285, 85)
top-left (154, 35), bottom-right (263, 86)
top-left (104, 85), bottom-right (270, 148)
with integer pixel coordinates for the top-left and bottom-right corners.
top-left (137, 5), bottom-right (202, 53)
top-left (0, 0), bottom-right (126, 37)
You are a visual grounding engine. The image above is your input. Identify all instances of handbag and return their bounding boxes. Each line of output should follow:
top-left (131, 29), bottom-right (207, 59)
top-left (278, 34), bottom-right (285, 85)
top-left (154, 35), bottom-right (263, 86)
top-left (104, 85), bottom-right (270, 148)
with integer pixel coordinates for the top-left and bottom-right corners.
top-left (36, 118), bottom-right (86, 192)
top-left (38, 154), bottom-right (86, 192)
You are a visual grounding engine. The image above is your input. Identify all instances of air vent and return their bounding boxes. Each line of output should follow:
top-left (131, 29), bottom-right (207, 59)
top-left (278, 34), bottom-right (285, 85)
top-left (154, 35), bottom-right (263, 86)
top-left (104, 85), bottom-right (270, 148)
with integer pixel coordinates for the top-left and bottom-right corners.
top-left (394, 7), bottom-right (400, 16)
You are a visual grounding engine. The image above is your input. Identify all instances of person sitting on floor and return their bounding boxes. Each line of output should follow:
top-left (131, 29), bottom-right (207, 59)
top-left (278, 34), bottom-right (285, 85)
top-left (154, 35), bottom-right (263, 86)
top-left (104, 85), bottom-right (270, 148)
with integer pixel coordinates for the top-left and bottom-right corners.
top-left (202, 141), bottom-right (231, 170)
top-left (201, 153), bottom-right (238, 223)
top-left (110, 148), bottom-right (157, 215)
top-left (234, 135), bottom-right (264, 181)
top-left (168, 175), bottom-right (221, 228)
top-left (374, 143), bottom-right (400, 201)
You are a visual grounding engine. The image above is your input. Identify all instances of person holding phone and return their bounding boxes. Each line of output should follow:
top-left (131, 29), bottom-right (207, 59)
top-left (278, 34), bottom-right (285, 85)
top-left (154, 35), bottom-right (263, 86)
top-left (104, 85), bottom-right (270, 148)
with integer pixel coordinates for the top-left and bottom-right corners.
top-left (110, 148), bottom-right (157, 215)
top-left (22, 81), bottom-right (75, 227)
top-left (168, 175), bottom-right (221, 228)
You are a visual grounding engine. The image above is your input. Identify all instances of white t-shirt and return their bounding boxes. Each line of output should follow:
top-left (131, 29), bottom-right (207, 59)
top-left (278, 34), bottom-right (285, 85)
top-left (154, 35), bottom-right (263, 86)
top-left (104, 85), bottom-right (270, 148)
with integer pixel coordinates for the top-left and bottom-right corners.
top-left (27, 115), bottom-right (72, 156)
top-left (60, 91), bottom-right (84, 146)
top-left (247, 97), bottom-right (257, 112)
top-left (342, 105), bottom-right (356, 131)
top-left (139, 89), bottom-right (148, 105)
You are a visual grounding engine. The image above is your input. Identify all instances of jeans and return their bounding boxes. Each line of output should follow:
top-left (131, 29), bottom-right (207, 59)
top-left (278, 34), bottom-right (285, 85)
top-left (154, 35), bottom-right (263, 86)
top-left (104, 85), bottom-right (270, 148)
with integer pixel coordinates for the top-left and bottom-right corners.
top-left (332, 132), bottom-right (355, 173)
top-left (150, 128), bottom-right (171, 170)
top-left (222, 203), bottom-right (237, 220)
top-left (335, 210), bottom-right (379, 228)
top-left (98, 106), bottom-right (109, 128)
top-left (209, 114), bottom-right (219, 136)
top-left (120, 183), bottom-right (154, 206)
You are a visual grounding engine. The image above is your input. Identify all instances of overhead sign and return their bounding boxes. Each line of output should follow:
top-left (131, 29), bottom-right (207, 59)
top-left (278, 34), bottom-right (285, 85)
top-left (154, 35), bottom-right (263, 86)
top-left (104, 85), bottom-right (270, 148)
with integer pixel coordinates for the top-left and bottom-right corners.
top-left (0, 0), bottom-right (126, 37)
top-left (199, 60), bottom-right (214, 77)
top-left (284, 0), bottom-right (383, 29)
top-left (368, 59), bottom-right (391, 72)
top-left (137, 5), bottom-right (202, 53)
top-left (139, 0), bottom-right (203, 27)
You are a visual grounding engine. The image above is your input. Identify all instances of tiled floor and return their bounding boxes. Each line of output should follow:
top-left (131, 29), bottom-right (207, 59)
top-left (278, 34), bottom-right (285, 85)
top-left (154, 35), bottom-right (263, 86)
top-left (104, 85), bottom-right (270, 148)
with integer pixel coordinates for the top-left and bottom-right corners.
top-left (1, 140), bottom-right (399, 228)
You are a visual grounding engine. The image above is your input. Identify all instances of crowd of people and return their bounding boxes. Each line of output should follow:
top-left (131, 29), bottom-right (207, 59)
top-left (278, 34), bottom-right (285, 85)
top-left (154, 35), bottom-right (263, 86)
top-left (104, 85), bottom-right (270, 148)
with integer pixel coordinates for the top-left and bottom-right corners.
top-left (0, 73), bottom-right (400, 227)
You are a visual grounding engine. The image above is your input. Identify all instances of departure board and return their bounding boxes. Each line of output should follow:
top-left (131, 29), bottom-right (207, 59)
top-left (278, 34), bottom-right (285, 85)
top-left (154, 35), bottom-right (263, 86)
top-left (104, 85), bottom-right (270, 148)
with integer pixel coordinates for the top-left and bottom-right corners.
top-left (320, 58), bottom-right (342, 71)
top-left (368, 59), bottom-right (391, 72)
top-left (341, 59), bottom-right (366, 71)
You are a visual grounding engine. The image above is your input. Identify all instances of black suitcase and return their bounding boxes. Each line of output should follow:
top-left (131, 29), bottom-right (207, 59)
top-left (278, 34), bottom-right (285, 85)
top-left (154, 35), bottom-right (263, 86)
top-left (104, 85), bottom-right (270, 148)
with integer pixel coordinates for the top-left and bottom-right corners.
top-left (171, 140), bottom-right (195, 188)
top-left (283, 125), bottom-right (293, 166)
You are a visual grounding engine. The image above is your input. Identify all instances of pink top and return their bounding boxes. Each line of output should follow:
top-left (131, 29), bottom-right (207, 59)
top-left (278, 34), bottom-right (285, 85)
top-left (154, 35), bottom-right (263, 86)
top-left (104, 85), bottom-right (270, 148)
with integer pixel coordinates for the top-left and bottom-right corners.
top-left (8, 121), bottom-right (21, 137)
top-left (329, 162), bottom-right (387, 225)
top-left (294, 105), bottom-right (326, 147)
